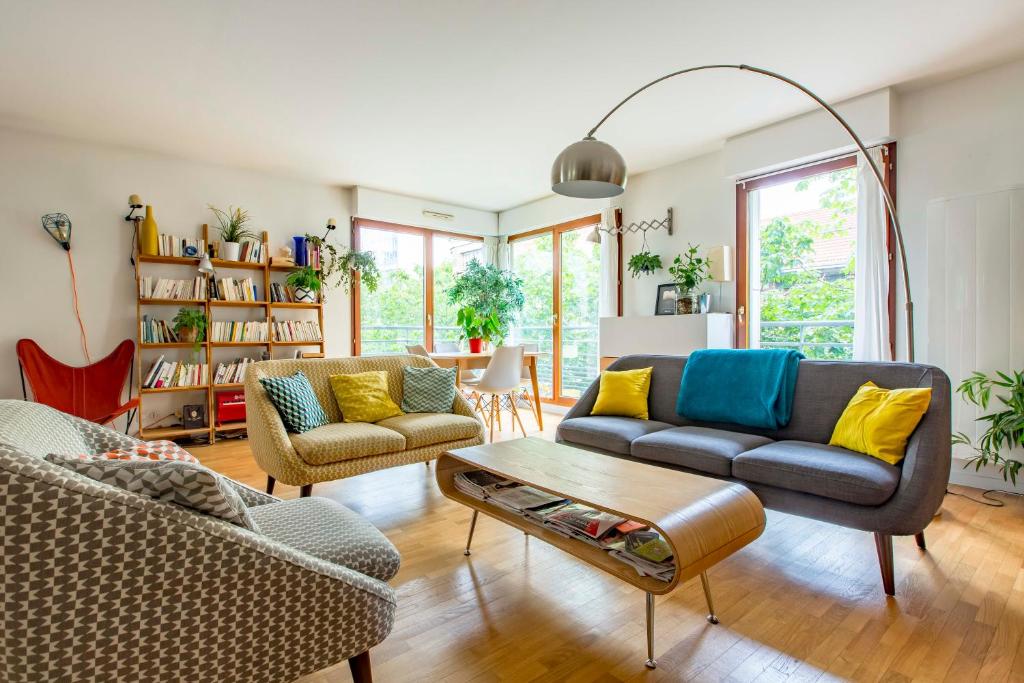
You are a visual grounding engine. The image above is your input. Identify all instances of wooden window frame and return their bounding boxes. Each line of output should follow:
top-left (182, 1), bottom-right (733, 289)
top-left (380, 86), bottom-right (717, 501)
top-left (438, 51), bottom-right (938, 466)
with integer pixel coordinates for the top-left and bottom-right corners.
top-left (507, 213), bottom-right (617, 406)
top-left (735, 143), bottom-right (897, 356)
top-left (350, 217), bottom-right (485, 356)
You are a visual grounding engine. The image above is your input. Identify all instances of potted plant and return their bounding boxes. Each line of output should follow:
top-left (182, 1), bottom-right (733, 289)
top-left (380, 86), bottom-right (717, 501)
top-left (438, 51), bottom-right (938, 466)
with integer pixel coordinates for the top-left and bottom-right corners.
top-left (627, 250), bottom-right (663, 279)
top-left (209, 205), bottom-right (256, 261)
top-left (668, 244), bottom-right (711, 314)
top-left (447, 259), bottom-right (525, 341)
top-left (172, 307), bottom-right (207, 354)
top-left (457, 306), bottom-right (501, 353)
top-left (953, 369), bottom-right (1024, 486)
top-left (303, 233), bottom-right (380, 300)
top-left (285, 266), bottom-right (322, 303)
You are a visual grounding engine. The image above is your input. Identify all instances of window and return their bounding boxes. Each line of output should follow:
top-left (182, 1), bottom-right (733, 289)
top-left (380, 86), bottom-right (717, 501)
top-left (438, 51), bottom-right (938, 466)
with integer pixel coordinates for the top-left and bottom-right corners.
top-left (736, 147), bottom-right (896, 359)
top-left (352, 219), bottom-right (484, 354)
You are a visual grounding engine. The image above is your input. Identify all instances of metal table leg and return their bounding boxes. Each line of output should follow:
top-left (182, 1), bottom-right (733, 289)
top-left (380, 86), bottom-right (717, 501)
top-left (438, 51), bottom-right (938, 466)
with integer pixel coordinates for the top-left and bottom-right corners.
top-left (645, 592), bottom-right (656, 669)
top-left (464, 510), bottom-right (479, 556)
top-left (700, 571), bottom-right (720, 624)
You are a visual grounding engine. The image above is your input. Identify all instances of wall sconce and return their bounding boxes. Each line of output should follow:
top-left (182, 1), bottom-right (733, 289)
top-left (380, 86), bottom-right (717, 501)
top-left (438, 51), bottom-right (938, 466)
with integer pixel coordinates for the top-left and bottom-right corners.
top-left (125, 194), bottom-right (143, 266)
top-left (41, 213), bottom-right (72, 250)
top-left (320, 217), bottom-right (337, 242)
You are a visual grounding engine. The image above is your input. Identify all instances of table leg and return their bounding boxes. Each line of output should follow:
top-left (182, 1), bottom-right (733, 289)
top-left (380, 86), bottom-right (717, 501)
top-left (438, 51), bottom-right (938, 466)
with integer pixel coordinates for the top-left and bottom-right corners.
top-left (700, 571), bottom-right (720, 624)
top-left (529, 357), bottom-right (543, 430)
top-left (645, 592), bottom-right (656, 669)
top-left (464, 510), bottom-right (479, 556)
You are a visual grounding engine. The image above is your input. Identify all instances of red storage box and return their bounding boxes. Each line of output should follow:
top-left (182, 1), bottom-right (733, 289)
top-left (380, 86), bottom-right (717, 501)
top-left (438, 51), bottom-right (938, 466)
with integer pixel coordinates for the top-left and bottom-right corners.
top-left (215, 390), bottom-right (246, 426)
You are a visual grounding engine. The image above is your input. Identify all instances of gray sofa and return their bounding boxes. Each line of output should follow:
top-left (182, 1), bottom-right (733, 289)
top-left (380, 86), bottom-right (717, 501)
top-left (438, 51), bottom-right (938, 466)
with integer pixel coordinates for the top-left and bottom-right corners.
top-left (556, 355), bottom-right (951, 596)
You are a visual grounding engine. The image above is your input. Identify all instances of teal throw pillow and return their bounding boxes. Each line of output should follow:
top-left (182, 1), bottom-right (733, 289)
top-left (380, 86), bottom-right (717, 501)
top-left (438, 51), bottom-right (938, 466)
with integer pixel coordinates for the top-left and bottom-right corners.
top-left (259, 372), bottom-right (329, 433)
top-left (401, 366), bottom-right (458, 413)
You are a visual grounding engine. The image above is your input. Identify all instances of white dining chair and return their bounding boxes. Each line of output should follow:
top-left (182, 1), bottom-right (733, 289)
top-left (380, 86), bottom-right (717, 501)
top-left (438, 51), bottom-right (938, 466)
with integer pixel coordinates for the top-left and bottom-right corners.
top-left (473, 345), bottom-right (527, 442)
top-left (433, 341), bottom-right (460, 353)
top-left (517, 342), bottom-right (539, 418)
top-left (406, 344), bottom-right (430, 356)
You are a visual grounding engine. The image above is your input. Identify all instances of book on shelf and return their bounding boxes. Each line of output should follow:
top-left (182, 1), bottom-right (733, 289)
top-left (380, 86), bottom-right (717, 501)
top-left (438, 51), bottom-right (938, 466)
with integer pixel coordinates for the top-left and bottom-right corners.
top-left (142, 356), bottom-right (208, 388)
top-left (213, 357), bottom-right (256, 385)
top-left (138, 276), bottom-right (207, 301)
top-left (210, 320), bottom-right (268, 342)
top-left (210, 277), bottom-right (259, 302)
top-left (157, 234), bottom-right (206, 259)
top-left (139, 316), bottom-right (180, 344)
top-left (271, 319), bottom-right (322, 342)
top-left (215, 239), bottom-right (264, 264)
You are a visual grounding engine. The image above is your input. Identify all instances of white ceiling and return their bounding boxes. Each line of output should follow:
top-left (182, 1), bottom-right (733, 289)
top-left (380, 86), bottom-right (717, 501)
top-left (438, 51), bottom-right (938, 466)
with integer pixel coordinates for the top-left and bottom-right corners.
top-left (3, 1), bottom-right (1024, 212)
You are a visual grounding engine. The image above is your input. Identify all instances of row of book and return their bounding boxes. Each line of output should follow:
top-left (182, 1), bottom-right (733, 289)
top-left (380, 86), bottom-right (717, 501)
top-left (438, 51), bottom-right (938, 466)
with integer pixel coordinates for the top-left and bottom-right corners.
top-left (139, 317), bottom-right (179, 344)
top-left (454, 470), bottom-right (676, 582)
top-left (213, 357), bottom-right (255, 385)
top-left (300, 243), bottom-right (322, 270)
top-left (272, 320), bottom-right (322, 342)
top-left (157, 234), bottom-right (206, 259)
top-left (211, 277), bottom-right (260, 302)
top-left (269, 282), bottom-right (316, 303)
top-left (210, 321), bottom-right (268, 342)
top-left (139, 276), bottom-right (208, 301)
top-left (216, 240), bottom-right (264, 264)
top-left (143, 356), bottom-right (208, 389)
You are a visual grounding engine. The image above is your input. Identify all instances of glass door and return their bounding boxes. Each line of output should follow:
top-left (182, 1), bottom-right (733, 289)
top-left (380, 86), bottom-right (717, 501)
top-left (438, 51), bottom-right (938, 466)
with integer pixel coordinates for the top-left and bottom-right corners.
top-left (558, 227), bottom-right (601, 399)
top-left (509, 232), bottom-right (554, 398)
top-left (432, 234), bottom-right (485, 350)
top-left (357, 226), bottom-right (425, 354)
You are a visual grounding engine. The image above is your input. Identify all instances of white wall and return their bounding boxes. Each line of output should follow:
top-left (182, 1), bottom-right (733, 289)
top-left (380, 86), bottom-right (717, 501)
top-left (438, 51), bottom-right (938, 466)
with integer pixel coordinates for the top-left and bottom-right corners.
top-left (498, 194), bottom-right (611, 235)
top-left (0, 127), bottom-right (352, 403)
top-left (355, 187), bottom-right (497, 236)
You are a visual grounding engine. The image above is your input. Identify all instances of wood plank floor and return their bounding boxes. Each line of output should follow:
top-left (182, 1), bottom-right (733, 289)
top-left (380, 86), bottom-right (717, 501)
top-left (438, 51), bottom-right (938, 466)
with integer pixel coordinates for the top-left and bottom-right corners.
top-left (191, 412), bottom-right (1024, 683)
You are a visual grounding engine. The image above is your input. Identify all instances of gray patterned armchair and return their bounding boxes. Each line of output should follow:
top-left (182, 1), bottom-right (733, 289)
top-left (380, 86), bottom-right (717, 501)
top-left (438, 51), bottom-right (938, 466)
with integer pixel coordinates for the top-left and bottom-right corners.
top-left (0, 400), bottom-right (398, 683)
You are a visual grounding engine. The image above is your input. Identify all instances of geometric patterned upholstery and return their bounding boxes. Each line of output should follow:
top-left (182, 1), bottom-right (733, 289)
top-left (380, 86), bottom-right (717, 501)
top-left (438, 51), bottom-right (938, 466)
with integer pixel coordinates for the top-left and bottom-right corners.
top-left (401, 365), bottom-right (458, 413)
top-left (289, 422), bottom-right (407, 465)
top-left (259, 372), bottom-right (329, 434)
top-left (250, 497), bottom-right (401, 582)
top-left (0, 407), bottom-right (398, 683)
top-left (377, 413), bottom-right (483, 450)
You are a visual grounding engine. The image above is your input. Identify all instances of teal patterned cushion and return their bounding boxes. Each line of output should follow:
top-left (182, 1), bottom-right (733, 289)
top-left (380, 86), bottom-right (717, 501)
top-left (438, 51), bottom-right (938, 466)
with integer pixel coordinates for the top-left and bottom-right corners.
top-left (401, 366), bottom-right (457, 414)
top-left (259, 372), bottom-right (329, 433)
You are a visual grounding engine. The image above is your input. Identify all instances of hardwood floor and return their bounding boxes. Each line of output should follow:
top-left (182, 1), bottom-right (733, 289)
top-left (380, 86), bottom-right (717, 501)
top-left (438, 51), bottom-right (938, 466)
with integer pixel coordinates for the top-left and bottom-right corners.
top-left (191, 412), bottom-right (1024, 682)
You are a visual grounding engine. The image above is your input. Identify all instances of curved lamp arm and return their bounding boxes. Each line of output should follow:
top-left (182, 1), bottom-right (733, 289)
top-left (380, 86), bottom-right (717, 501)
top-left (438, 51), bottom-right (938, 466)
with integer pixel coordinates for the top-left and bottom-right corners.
top-left (586, 63), bottom-right (913, 361)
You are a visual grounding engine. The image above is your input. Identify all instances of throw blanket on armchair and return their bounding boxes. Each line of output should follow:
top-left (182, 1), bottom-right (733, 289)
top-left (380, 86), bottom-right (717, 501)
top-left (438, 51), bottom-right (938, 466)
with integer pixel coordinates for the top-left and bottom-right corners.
top-left (676, 349), bottom-right (804, 429)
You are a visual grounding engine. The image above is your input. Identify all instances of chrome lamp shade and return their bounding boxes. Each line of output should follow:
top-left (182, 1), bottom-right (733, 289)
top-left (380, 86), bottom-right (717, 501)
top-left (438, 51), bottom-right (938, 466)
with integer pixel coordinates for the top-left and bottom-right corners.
top-left (551, 137), bottom-right (627, 198)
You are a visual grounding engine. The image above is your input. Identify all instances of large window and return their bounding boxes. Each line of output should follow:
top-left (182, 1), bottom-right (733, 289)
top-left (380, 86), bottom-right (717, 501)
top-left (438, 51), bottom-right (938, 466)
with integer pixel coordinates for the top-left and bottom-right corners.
top-left (352, 219), bottom-right (483, 354)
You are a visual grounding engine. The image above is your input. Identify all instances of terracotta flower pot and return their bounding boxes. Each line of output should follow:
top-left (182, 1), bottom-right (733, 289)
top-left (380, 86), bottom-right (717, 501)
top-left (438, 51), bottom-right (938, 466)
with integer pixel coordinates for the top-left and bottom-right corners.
top-left (178, 327), bottom-right (198, 343)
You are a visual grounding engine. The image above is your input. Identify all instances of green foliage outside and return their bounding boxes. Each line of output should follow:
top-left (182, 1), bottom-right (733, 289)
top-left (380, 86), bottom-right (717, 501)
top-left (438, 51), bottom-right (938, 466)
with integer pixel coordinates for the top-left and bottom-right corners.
top-left (758, 168), bottom-right (856, 360)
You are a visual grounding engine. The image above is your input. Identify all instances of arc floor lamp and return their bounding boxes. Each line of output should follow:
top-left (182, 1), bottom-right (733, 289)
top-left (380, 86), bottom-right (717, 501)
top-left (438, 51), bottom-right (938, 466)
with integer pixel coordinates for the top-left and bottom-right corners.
top-left (550, 63), bottom-right (914, 361)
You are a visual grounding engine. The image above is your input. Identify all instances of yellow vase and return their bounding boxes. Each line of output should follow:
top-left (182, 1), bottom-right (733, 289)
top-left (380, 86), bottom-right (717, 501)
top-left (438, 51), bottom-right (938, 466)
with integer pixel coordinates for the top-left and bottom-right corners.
top-left (139, 205), bottom-right (159, 256)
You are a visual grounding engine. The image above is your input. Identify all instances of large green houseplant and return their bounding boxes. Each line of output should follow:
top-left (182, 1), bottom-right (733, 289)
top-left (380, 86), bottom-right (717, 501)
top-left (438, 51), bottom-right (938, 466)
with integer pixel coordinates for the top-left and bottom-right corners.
top-left (953, 369), bottom-right (1024, 485)
top-left (446, 259), bottom-right (525, 344)
top-left (456, 306), bottom-right (501, 353)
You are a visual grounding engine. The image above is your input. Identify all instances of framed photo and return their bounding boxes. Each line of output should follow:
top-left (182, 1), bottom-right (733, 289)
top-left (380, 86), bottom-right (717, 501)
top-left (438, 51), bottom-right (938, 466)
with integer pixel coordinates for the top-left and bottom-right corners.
top-left (655, 284), bottom-right (678, 315)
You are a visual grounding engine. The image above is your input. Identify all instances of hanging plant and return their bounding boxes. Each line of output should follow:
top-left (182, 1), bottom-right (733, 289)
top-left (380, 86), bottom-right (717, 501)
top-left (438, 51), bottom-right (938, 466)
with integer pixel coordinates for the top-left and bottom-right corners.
top-left (303, 234), bottom-right (380, 300)
top-left (627, 250), bottom-right (663, 278)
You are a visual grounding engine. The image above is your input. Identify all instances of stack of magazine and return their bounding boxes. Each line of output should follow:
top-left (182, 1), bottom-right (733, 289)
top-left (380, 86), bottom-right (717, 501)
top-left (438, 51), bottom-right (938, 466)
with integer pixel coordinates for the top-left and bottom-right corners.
top-left (453, 469), bottom-right (677, 582)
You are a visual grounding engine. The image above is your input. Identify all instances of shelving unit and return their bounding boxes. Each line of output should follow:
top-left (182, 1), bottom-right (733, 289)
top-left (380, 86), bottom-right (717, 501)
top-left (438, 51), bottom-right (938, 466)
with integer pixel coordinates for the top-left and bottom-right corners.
top-left (135, 224), bottom-right (325, 443)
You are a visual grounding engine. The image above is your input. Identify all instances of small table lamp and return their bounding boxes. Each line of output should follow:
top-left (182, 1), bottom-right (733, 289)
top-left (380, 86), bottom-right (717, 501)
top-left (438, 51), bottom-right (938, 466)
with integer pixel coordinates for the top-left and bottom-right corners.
top-left (707, 245), bottom-right (734, 312)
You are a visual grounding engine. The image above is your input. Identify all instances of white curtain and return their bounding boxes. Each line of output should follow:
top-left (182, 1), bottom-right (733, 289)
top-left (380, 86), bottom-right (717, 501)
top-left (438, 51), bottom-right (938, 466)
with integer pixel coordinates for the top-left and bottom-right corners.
top-left (598, 208), bottom-right (619, 317)
top-left (483, 235), bottom-right (509, 269)
top-left (853, 148), bottom-right (892, 361)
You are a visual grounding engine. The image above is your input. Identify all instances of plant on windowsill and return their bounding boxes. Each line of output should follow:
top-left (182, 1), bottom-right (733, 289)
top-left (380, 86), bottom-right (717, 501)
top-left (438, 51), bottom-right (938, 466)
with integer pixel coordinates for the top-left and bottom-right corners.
top-left (208, 205), bottom-right (256, 261)
top-left (668, 243), bottom-right (711, 314)
top-left (627, 250), bottom-right (663, 278)
top-left (457, 306), bottom-right (501, 353)
top-left (953, 369), bottom-right (1024, 486)
top-left (447, 259), bottom-right (525, 343)
top-left (172, 307), bottom-right (207, 354)
top-left (285, 266), bottom-right (322, 304)
top-left (303, 233), bottom-right (380, 300)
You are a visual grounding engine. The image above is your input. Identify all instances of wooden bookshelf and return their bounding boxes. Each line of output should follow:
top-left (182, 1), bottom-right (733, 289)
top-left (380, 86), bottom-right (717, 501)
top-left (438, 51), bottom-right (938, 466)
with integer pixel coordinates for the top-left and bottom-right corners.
top-left (135, 224), bottom-right (326, 443)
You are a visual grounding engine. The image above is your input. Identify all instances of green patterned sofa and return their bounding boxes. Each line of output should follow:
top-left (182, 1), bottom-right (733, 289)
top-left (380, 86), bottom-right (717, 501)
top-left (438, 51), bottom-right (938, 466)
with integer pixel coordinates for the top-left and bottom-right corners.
top-left (0, 400), bottom-right (397, 683)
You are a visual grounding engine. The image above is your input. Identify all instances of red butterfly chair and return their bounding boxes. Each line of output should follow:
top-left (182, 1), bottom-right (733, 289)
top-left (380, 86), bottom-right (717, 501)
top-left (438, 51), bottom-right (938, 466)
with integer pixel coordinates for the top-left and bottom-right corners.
top-left (17, 339), bottom-right (139, 432)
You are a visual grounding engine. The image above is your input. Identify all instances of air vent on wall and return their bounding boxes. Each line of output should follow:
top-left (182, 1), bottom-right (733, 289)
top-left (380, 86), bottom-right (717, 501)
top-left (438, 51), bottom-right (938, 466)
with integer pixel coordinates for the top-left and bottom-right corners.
top-left (423, 209), bottom-right (454, 221)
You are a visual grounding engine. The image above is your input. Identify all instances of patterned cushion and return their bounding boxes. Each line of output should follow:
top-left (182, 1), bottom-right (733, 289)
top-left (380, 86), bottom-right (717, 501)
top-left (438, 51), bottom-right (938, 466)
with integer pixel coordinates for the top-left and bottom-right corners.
top-left (401, 366), bottom-right (457, 413)
top-left (0, 400), bottom-right (91, 457)
top-left (259, 372), bottom-right (329, 433)
top-left (376, 413), bottom-right (483, 449)
top-left (289, 422), bottom-right (406, 465)
top-left (249, 497), bottom-right (401, 582)
top-left (44, 454), bottom-right (256, 529)
top-left (329, 371), bottom-right (404, 423)
top-left (83, 440), bottom-right (199, 463)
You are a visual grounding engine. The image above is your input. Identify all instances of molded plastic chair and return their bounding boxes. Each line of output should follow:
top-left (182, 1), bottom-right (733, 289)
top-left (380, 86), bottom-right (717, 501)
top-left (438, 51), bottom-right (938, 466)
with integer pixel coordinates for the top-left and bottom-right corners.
top-left (17, 339), bottom-right (138, 431)
top-left (433, 341), bottom-right (460, 353)
top-left (473, 345), bottom-right (527, 441)
top-left (405, 344), bottom-right (430, 356)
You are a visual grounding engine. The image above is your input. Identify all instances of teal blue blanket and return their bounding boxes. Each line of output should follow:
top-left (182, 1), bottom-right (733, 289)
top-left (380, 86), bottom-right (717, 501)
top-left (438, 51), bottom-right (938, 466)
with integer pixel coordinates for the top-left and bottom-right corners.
top-left (676, 349), bottom-right (804, 429)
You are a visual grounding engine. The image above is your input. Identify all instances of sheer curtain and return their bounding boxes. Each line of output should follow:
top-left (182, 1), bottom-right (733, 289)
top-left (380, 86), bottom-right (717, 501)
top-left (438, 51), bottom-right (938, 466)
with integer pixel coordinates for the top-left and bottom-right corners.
top-left (598, 208), bottom-right (618, 317)
top-left (853, 148), bottom-right (892, 361)
top-left (483, 235), bottom-right (509, 269)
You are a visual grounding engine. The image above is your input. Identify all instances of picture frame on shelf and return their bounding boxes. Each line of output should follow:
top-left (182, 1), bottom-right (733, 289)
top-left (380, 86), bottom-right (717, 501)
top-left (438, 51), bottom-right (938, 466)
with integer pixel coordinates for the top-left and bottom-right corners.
top-left (182, 404), bottom-right (206, 429)
top-left (655, 283), bottom-right (678, 315)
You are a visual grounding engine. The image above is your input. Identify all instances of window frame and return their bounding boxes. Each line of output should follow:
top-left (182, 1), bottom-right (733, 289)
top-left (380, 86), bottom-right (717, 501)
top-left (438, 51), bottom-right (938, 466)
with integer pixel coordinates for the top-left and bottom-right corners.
top-left (350, 217), bottom-right (485, 356)
top-left (734, 143), bottom-right (897, 357)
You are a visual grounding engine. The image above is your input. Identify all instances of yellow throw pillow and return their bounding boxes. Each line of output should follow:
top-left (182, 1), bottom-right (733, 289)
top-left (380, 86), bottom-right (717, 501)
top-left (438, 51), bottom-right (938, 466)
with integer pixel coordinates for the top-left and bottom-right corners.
top-left (329, 371), bottom-right (403, 423)
top-left (829, 381), bottom-right (931, 464)
top-left (590, 367), bottom-right (654, 420)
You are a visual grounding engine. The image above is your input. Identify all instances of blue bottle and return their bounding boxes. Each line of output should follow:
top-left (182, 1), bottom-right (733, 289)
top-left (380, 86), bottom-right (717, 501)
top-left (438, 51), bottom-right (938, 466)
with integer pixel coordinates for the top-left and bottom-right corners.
top-left (293, 236), bottom-right (308, 267)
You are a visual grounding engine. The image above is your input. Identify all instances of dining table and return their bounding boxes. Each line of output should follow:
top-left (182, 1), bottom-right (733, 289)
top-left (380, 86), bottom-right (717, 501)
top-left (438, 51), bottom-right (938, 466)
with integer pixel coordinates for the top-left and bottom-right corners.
top-left (428, 350), bottom-right (547, 430)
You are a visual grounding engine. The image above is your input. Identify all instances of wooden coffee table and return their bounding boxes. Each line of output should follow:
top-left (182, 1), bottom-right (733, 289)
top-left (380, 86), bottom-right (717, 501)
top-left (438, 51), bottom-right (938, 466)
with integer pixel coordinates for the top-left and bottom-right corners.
top-left (436, 437), bottom-right (766, 669)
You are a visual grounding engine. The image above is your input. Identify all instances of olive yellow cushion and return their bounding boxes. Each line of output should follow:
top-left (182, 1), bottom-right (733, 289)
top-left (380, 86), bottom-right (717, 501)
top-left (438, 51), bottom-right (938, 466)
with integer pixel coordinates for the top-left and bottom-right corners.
top-left (590, 367), bottom-right (654, 420)
top-left (329, 370), bottom-right (403, 423)
top-left (829, 381), bottom-right (932, 464)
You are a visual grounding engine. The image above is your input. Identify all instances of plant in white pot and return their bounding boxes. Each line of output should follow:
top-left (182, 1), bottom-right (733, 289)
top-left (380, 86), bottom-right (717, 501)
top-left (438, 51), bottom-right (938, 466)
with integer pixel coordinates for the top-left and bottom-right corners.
top-left (209, 205), bottom-right (255, 261)
top-left (668, 244), bottom-right (711, 314)
top-left (285, 266), bottom-right (322, 303)
top-left (953, 369), bottom-right (1024, 486)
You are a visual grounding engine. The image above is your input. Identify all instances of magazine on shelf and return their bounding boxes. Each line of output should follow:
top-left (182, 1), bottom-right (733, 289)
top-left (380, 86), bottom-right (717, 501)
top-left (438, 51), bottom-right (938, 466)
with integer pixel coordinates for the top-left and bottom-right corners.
top-left (487, 485), bottom-right (567, 515)
top-left (544, 503), bottom-right (626, 540)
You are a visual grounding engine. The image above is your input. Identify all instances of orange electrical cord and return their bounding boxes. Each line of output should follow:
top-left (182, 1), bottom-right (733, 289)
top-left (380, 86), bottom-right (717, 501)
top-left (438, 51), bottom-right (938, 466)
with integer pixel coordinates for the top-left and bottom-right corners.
top-left (66, 249), bottom-right (92, 363)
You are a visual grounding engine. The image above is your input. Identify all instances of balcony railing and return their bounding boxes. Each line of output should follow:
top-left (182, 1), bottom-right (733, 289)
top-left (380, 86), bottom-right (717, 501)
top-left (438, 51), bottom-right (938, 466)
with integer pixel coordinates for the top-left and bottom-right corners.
top-left (758, 319), bottom-right (853, 358)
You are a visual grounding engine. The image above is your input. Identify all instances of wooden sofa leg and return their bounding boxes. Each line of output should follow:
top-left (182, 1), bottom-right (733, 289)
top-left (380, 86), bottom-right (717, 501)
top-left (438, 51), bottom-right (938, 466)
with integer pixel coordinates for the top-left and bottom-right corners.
top-left (266, 476), bottom-right (275, 495)
top-left (915, 531), bottom-right (926, 550)
top-left (299, 484), bottom-right (313, 498)
top-left (874, 532), bottom-right (895, 596)
top-left (348, 650), bottom-right (373, 683)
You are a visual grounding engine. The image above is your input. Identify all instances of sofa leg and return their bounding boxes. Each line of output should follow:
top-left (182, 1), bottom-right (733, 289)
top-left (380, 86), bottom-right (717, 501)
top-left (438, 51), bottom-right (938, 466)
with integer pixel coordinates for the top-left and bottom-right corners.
top-left (348, 650), bottom-right (373, 683)
top-left (266, 476), bottom-right (275, 495)
top-left (299, 484), bottom-right (313, 498)
top-left (874, 532), bottom-right (895, 596)
top-left (915, 531), bottom-right (926, 550)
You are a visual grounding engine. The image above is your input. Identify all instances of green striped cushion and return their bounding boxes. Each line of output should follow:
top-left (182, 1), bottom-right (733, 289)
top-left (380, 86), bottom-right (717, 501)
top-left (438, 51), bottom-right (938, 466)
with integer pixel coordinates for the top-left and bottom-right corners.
top-left (401, 366), bottom-right (457, 414)
top-left (259, 372), bottom-right (329, 433)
